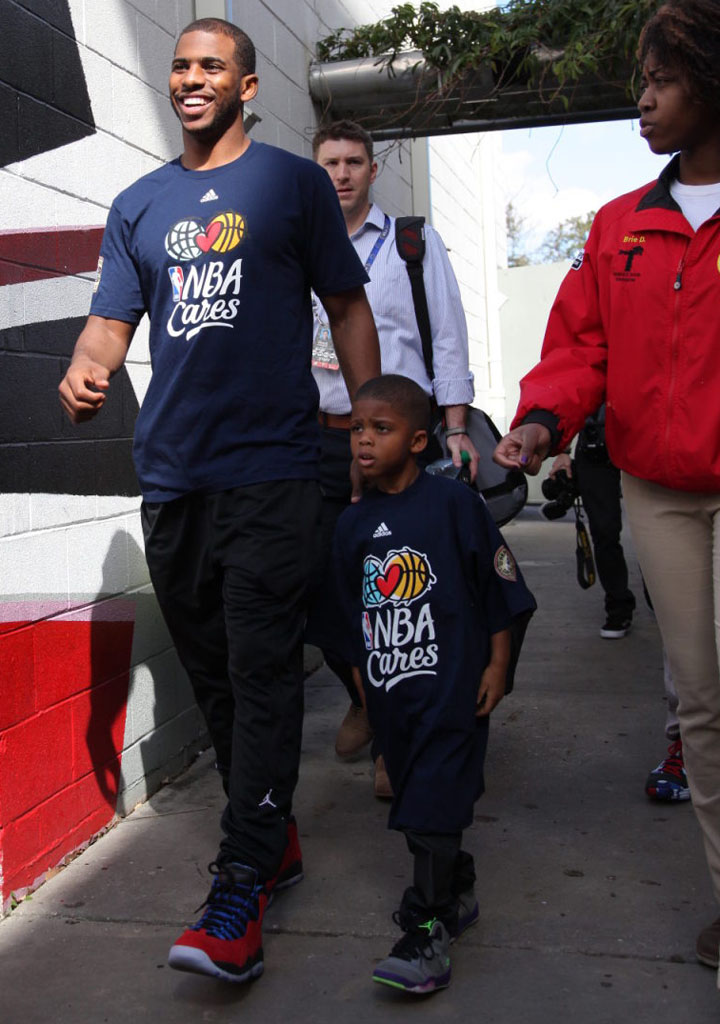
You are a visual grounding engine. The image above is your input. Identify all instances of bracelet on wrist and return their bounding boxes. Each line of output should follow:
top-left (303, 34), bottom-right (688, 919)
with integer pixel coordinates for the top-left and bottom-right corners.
top-left (444, 426), bottom-right (467, 437)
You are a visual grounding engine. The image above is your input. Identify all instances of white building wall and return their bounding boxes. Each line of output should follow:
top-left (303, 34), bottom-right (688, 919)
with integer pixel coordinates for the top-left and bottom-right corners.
top-left (498, 261), bottom-right (568, 500)
top-left (425, 0), bottom-right (504, 426)
top-left (428, 131), bottom-right (506, 427)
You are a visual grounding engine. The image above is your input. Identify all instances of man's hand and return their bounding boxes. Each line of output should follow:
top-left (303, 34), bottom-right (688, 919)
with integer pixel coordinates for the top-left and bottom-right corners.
top-left (59, 357), bottom-right (111, 423)
top-left (493, 423), bottom-right (551, 476)
top-left (445, 432), bottom-right (480, 483)
top-left (58, 315), bottom-right (135, 424)
top-left (548, 452), bottom-right (572, 479)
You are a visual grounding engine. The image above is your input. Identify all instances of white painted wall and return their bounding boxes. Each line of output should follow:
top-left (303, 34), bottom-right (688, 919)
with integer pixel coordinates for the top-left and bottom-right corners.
top-left (498, 260), bottom-right (569, 500)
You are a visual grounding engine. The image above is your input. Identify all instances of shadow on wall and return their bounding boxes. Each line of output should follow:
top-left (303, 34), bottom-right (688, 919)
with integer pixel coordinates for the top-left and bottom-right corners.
top-left (84, 529), bottom-right (138, 809)
top-left (87, 528), bottom-right (205, 814)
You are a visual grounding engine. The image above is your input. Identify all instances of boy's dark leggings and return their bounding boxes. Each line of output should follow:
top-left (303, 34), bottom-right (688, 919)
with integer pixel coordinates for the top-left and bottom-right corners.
top-left (401, 830), bottom-right (476, 931)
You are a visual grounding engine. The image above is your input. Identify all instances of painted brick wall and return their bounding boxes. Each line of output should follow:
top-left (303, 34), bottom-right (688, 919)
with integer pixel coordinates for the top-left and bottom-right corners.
top-left (0, 0), bottom-right (503, 911)
top-left (0, 0), bottom-right (201, 912)
top-left (0, 0), bottom-right (419, 915)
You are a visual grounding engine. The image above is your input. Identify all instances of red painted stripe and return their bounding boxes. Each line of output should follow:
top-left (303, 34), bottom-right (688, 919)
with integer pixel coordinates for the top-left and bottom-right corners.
top-left (0, 226), bottom-right (105, 286)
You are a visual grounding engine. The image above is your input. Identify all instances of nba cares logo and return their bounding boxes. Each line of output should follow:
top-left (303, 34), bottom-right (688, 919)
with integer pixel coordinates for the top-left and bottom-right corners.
top-left (362, 547), bottom-right (436, 609)
top-left (164, 211), bottom-right (246, 262)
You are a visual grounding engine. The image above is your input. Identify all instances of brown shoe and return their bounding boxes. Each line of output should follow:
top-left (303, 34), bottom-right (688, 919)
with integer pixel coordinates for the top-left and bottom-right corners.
top-left (696, 916), bottom-right (720, 967)
top-left (374, 755), bottom-right (394, 800)
top-left (334, 703), bottom-right (373, 759)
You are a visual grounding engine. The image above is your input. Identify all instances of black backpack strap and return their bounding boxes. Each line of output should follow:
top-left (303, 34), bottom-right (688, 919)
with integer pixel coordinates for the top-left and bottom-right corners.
top-left (395, 216), bottom-right (434, 382)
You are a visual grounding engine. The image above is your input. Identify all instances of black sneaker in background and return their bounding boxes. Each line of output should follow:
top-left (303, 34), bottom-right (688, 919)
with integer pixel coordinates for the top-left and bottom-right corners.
top-left (600, 614), bottom-right (632, 639)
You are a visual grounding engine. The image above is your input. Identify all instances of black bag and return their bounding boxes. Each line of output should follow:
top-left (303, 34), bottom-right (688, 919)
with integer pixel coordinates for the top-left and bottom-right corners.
top-left (395, 217), bottom-right (528, 527)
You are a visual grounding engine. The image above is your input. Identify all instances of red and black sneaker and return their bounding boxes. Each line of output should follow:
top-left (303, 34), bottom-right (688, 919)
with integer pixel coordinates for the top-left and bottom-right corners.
top-left (266, 815), bottom-right (304, 898)
top-left (168, 862), bottom-right (266, 983)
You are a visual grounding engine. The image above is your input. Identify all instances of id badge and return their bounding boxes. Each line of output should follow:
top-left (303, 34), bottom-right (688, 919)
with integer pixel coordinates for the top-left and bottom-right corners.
top-left (311, 323), bottom-right (340, 370)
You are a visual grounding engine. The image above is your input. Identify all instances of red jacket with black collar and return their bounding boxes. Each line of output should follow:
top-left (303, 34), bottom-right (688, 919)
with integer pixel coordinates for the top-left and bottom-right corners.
top-left (513, 156), bottom-right (720, 492)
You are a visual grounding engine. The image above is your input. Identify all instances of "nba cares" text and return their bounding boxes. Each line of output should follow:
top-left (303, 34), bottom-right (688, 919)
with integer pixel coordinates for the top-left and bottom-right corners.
top-left (166, 258), bottom-right (243, 341)
top-left (364, 602), bottom-right (438, 692)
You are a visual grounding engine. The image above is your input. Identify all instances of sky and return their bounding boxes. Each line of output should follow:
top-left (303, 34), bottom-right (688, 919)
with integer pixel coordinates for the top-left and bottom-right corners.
top-left (499, 116), bottom-right (670, 253)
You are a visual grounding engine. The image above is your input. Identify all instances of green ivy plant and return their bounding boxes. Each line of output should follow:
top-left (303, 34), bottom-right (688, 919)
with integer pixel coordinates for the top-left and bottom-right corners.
top-left (316, 0), bottom-right (657, 99)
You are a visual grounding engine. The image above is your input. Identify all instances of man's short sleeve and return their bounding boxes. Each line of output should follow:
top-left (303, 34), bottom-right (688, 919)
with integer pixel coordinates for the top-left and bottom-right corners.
top-left (304, 164), bottom-right (368, 298)
top-left (90, 201), bottom-right (146, 324)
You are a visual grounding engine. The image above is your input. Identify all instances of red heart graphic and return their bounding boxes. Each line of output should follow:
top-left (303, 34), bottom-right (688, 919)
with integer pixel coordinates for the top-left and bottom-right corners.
top-left (196, 221), bottom-right (222, 252)
top-left (376, 564), bottom-right (400, 597)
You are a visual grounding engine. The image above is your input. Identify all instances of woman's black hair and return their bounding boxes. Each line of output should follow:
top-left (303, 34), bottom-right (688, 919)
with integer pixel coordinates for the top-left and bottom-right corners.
top-left (638, 0), bottom-right (720, 111)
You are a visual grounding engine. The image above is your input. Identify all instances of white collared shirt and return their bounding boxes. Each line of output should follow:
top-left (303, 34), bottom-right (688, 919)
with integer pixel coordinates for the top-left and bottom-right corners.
top-left (314, 203), bottom-right (474, 414)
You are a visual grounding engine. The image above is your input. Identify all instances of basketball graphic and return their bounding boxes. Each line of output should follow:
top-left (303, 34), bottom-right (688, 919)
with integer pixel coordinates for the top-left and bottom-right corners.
top-left (385, 549), bottom-right (433, 603)
top-left (363, 548), bottom-right (435, 608)
top-left (165, 219), bottom-right (204, 261)
top-left (209, 211), bottom-right (245, 252)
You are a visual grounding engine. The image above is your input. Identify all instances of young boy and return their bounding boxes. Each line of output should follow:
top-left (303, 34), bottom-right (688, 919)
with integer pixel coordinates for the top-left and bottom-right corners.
top-left (332, 374), bottom-right (535, 994)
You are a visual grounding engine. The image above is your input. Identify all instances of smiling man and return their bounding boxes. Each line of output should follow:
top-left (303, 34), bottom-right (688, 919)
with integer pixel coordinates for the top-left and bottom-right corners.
top-left (58, 18), bottom-right (379, 986)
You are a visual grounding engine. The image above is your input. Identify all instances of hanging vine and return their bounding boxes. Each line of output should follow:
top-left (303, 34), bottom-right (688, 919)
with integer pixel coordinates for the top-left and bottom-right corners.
top-left (316, 0), bottom-right (656, 99)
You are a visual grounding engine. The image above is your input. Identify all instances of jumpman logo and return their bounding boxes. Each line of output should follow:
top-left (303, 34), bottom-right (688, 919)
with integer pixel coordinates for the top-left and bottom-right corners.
top-left (258, 788), bottom-right (277, 809)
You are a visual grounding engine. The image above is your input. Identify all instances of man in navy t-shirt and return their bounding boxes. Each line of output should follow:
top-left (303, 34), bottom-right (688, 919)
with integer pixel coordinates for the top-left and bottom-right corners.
top-left (59, 17), bottom-right (379, 987)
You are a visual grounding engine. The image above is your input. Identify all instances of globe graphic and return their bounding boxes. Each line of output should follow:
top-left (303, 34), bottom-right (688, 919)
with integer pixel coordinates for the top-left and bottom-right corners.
top-left (165, 219), bottom-right (204, 261)
top-left (362, 557), bottom-right (384, 607)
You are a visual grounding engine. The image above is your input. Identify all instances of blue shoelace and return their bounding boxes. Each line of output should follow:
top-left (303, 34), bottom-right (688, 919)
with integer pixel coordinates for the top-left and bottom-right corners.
top-left (191, 862), bottom-right (262, 941)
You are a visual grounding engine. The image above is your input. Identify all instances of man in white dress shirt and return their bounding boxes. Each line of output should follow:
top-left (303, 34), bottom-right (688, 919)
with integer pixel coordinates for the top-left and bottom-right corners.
top-left (310, 120), bottom-right (478, 789)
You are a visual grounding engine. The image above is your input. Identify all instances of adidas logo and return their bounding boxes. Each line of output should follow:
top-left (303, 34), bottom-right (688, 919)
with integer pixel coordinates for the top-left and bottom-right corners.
top-left (200, 188), bottom-right (219, 203)
top-left (373, 522), bottom-right (392, 538)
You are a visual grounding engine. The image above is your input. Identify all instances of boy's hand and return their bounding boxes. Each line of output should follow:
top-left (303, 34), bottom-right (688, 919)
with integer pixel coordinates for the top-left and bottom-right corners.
top-left (476, 663), bottom-right (506, 717)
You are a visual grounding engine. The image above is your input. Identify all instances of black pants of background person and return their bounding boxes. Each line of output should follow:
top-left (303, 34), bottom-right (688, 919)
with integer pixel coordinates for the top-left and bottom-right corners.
top-left (141, 479), bottom-right (321, 881)
top-left (308, 423), bottom-right (443, 710)
top-left (574, 449), bottom-right (635, 620)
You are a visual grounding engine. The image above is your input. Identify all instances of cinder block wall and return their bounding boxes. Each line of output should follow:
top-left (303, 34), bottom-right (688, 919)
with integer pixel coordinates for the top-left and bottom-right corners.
top-left (0, 0), bottom-right (418, 914)
top-left (0, 0), bottom-right (200, 912)
top-left (0, 0), bottom-right (501, 911)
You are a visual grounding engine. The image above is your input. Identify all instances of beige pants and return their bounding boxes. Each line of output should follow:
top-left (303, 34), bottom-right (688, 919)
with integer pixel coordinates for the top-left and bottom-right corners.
top-left (622, 473), bottom-right (720, 903)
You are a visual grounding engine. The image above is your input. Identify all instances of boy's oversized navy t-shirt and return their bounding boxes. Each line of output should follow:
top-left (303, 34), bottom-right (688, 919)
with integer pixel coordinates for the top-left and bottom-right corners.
top-left (333, 471), bottom-right (536, 832)
top-left (91, 141), bottom-right (368, 500)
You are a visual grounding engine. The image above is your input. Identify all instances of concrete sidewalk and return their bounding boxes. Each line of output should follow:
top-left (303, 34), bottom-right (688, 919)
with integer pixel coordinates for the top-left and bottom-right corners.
top-left (1, 510), bottom-right (718, 1023)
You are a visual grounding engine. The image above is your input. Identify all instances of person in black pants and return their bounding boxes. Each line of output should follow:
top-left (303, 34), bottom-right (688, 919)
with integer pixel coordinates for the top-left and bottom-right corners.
top-left (58, 17), bottom-right (380, 987)
top-left (548, 405), bottom-right (635, 638)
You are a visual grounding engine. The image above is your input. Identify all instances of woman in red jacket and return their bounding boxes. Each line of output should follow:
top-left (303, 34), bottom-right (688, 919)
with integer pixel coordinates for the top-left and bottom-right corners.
top-left (495, 0), bottom-right (720, 972)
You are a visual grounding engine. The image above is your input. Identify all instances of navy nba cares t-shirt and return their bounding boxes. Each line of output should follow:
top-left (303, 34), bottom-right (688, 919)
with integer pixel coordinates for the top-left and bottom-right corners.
top-left (332, 472), bottom-right (536, 832)
top-left (91, 141), bottom-right (368, 501)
